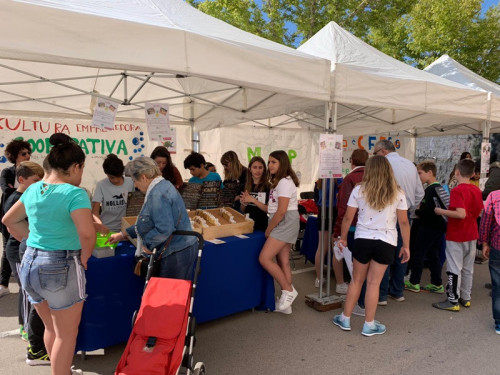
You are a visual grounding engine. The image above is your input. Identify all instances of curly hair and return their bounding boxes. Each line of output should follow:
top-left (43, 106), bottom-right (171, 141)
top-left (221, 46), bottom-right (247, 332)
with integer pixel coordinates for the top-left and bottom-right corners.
top-left (5, 139), bottom-right (32, 164)
top-left (102, 154), bottom-right (125, 177)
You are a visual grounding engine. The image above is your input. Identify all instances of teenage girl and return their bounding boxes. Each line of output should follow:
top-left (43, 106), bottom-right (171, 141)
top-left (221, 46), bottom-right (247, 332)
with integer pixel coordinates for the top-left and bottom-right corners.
top-left (3, 133), bottom-right (95, 374)
top-left (240, 156), bottom-right (270, 231)
top-left (259, 150), bottom-right (300, 314)
top-left (332, 155), bottom-right (410, 336)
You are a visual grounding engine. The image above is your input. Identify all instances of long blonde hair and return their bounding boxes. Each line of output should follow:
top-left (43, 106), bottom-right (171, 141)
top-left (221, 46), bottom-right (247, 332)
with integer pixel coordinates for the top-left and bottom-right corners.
top-left (361, 156), bottom-right (399, 210)
top-left (221, 151), bottom-right (244, 181)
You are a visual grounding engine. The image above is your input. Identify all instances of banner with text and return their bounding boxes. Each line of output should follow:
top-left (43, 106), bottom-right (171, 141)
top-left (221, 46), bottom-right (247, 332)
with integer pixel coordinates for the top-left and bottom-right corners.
top-left (0, 117), bottom-right (192, 195)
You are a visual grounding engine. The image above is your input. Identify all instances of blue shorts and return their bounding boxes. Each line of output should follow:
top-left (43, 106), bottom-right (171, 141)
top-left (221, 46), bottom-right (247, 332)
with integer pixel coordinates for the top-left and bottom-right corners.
top-left (20, 247), bottom-right (87, 310)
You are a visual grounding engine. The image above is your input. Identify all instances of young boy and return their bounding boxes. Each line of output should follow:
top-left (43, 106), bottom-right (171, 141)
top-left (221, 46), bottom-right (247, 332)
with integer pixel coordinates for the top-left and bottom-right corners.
top-left (2, 161), bottom-right (49, 365)
top-left (433, 159), bottom-right (483, 311)
top-left (405, 161), bottom-right (449, 294)
top-left (183, 152), bottom-right (222, 184)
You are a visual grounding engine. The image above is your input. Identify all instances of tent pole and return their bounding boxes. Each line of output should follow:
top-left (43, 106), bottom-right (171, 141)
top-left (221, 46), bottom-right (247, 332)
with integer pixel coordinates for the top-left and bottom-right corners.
top-left (332, 101), bottom-right (337, 134)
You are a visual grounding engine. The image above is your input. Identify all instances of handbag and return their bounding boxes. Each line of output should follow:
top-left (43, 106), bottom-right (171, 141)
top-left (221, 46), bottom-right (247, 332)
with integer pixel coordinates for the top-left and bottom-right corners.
top-left (133, 213), bottom-right (182, 278)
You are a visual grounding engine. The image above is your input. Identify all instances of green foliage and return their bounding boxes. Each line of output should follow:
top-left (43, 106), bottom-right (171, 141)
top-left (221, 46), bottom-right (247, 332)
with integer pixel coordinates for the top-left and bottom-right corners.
top-left (187, 0), bottom-right (500, 83)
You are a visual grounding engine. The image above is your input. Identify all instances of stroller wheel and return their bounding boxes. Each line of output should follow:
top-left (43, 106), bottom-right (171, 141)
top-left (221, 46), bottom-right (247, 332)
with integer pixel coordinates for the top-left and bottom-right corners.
top-left (193, 362), bottom-right (206, 375)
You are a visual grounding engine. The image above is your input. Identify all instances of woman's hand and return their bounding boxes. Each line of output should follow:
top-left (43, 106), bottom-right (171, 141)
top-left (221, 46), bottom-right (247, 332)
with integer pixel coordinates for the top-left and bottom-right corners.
top-left (240, 191), bottom-right (255, 204)
top-left (336, 238), bottom-right (347, 252)
top-left (94, 222), bottom-right (109, 235)
top-left (265, 227), bottom-right (271, 238)
top-left (80, 254), bottom-right (90, 270)
top-left (399, 246), bottom-right (410, 263)
top-left (142, 246), bottom-right (153, 255)
top-left (108, 232), bottom-right (124, 244)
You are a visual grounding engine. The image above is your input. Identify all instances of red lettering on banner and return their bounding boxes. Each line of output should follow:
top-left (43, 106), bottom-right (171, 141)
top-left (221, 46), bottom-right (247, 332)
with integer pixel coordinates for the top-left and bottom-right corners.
top-left (54, 123), bottom-right (70, 134)
top-left (3, 118), bottom-right (23, 131)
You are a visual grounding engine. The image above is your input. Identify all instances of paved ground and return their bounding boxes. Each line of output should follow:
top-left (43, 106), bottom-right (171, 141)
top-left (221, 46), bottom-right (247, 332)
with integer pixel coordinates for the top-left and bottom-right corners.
top-left (1, 253), bottom-right (499, 375)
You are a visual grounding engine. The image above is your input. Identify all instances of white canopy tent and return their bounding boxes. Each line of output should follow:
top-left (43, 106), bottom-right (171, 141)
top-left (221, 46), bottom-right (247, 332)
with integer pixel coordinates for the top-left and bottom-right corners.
top-left (0, 0), bottom-right (331, 131)
top-left (424, 54), bottom-right (500, 137)
top-left (243, 22), bottom-right (497, 138)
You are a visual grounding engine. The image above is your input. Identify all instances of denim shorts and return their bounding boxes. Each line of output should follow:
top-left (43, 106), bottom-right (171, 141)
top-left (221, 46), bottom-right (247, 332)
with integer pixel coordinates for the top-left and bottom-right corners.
top-left (19, 247), bottom-right (87, 310)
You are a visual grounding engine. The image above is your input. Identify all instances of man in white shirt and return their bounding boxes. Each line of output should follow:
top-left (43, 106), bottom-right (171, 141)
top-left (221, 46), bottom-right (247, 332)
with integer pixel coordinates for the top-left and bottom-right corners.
top-left (373, 140), bottom-right (424, 302)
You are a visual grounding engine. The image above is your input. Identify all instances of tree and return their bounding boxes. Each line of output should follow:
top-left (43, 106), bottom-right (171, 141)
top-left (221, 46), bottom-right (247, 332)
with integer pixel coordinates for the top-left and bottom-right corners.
top-left (187, 0), bottom-right (500, 83)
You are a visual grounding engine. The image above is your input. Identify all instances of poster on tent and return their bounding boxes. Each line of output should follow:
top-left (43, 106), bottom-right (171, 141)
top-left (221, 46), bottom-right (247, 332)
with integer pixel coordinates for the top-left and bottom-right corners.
top-left (0, 116), bottom-right (191, 194)
top-left (318, 134), bottom-right (343, 178)
top-left (92, 97), bottom-right (121, 130)
top-left (145, 103), bottom-right (169, 137)
top-left (481, 142), bottom-right (491, 174)
top-left (158, 127), bottom-right (177, 154)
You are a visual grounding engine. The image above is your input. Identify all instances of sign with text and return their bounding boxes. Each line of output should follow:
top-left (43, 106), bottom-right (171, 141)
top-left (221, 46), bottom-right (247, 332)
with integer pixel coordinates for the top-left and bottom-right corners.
top-left (318, 133), bottom-right (343, 178)
top-left (92, 97), bottom-right (121, 130)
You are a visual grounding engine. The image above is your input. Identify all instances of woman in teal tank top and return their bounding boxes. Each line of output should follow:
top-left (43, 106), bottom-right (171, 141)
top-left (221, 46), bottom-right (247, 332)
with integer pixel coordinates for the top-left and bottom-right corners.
top-left (2, 133), bottom-right (95, 375)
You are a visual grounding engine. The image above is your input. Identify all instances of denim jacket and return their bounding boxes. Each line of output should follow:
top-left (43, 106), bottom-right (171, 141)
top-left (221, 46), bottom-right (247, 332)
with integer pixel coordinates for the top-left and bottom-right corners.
top-left (125, 179), bottom-right (196, 256)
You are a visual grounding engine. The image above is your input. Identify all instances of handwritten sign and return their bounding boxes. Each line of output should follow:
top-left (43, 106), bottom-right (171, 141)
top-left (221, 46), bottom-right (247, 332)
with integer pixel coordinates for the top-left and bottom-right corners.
top-left (199, 180), bottom-right (221, 209)
top-left (219, 181), bottom-right (240, 207)
top-left (126, 191), bottom-right (145, 216)
top-left (181, 183), bottom-right (202, 210)
top-left (318, 133), bottom-right (343, 178)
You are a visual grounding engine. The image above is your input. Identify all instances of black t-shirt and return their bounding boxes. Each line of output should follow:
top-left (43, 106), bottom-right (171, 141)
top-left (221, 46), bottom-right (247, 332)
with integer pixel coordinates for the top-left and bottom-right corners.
top-left (245, 185), bottom-right (270, 232)
top-left (3, 190), bottom-right (23, 247)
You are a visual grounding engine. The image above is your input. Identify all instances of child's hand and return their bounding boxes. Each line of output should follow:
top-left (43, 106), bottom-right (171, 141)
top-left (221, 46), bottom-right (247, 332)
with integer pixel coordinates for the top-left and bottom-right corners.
top-left (434, 207), bottom-right (444, 215)
top-left (337, 239), bottom-right (347, 252)
top-left (399, 246), bottom-right (410, 263)
top-left (482, 243), bottom-right (491, 260)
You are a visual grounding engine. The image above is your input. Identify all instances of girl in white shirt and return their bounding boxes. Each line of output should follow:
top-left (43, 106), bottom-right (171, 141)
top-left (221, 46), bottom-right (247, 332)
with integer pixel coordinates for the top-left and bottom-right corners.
top-left (260, 150), bottom-right (300, 314)
top-left (333, 155), bottom-right (410, 336)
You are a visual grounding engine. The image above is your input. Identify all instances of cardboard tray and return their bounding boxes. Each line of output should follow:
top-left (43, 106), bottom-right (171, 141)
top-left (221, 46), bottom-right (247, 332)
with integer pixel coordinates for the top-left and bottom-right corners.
top-left (188, 207), bottom-right (254, 240)
top-left (122, 207), bottom-right (253, 242)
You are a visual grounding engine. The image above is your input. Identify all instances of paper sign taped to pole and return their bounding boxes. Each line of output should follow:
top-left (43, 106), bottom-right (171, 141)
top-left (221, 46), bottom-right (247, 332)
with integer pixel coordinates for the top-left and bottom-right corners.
top-left (318, 133), bottom-right (343, 178)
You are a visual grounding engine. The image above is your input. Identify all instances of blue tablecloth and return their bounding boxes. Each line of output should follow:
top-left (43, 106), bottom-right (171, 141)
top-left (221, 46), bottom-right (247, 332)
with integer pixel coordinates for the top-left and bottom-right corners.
top-left (76, 232), bottom-right (275, 351)
top-left (193, 231), bottom-right (275, 323)
top-left (301, 216), bottom-right (319, 264)
top-left (76, 242), bottom-right (143, 352)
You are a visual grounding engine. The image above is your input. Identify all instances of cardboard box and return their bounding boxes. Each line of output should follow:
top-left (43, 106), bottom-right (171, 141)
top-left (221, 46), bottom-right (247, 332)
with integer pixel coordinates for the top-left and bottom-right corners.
top-left (121, 216), bottom-right (138, 247)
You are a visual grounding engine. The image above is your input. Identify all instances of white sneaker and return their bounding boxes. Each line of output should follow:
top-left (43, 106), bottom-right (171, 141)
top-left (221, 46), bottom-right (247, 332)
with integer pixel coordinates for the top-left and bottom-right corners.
top-left (336, 283), bottom-right (348, 295)
top-left (314, 278), bottom-right (325, 288)
top-left (0, 285), bottom-right (10, 298)
top-left (278, 286), bottom-right (298, 311)
top-left (70, 366), bottom-right (84, 374)
top-left (352, 304), bottom-right (366, 317)
top-left (274, 298), bottom-right (292, 314)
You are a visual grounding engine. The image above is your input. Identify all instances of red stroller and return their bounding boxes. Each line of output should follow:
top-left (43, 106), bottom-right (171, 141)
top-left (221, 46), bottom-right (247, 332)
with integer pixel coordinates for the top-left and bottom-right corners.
top-left (115, 231), bottom-right (206, 375)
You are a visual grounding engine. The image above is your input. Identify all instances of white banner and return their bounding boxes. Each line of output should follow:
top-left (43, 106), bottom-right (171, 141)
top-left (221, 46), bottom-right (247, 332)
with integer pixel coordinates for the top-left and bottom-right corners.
top-left (0, 117), bottom-right (192, 195)
top-left (200, 128), bottom-right (414, 194)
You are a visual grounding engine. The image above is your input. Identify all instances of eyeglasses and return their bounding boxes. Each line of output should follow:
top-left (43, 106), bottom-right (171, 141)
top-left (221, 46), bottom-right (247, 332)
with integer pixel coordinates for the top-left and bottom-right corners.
top-left (373, 149), bottom-right (382, 155)
top-left (21, 151), bottom-right (32, 156)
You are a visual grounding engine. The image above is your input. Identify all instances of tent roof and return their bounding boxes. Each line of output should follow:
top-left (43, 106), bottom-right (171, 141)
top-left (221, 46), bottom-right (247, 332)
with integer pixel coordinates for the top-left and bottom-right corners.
top-left (0, 0), bottom-right (330, 130)
top-left (425, 55), bottom-right (500, 97)
top-left (250, 22), bottom-right (497, 137)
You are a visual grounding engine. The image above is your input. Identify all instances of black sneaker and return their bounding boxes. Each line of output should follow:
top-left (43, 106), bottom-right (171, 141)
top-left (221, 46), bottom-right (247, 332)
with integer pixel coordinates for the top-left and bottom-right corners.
top-left (26, 348), bottom-right (50, 366)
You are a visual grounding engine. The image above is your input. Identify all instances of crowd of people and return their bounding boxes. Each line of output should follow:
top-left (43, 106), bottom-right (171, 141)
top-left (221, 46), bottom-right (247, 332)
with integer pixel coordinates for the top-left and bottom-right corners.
top-left (1, 135), bottom-right (500, 373)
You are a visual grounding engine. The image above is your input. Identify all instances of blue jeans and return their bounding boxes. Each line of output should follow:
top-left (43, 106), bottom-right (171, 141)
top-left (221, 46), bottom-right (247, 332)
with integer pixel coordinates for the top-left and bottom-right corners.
top-left (20, 247), bottom-right (86, 310)
top-left (158, 242), bottom-right (197, 280)
top-left (379, 221), bottom-right (405, 300)
top-left (489, 247), bottom-right (500, 325)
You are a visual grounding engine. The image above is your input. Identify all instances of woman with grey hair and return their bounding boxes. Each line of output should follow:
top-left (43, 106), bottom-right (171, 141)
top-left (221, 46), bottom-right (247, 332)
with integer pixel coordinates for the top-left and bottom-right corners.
top-left (108, 157), bottom-right (197, 279)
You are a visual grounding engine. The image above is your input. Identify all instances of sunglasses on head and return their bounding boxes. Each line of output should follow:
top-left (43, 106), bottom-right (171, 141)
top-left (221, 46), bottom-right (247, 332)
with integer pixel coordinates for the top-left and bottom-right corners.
top-left (21, 151), bottom-right (32, 156)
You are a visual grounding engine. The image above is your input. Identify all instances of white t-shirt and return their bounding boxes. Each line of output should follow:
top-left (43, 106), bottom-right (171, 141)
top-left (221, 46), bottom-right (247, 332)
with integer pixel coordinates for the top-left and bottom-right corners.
top-left (92, 176), bottom-right (135, 232)
top-left (268, 177), bottom-right (298, 214)
top-left (347, 185), bottom-right (407, 246)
